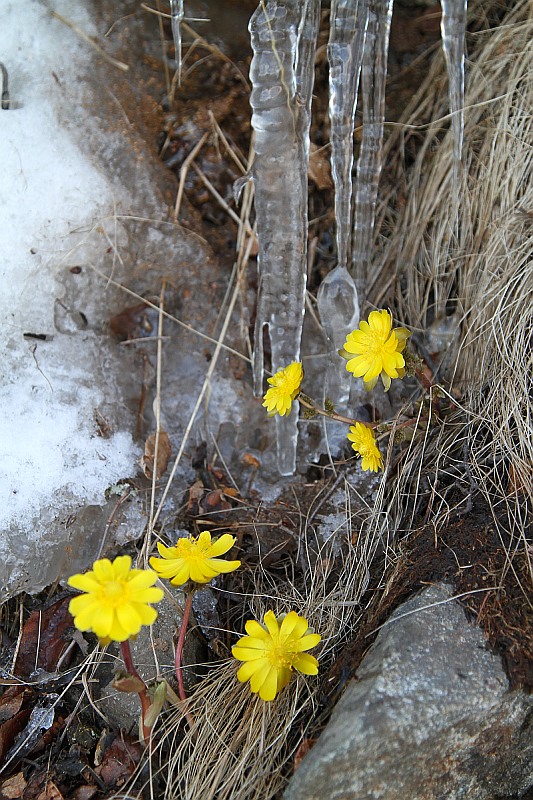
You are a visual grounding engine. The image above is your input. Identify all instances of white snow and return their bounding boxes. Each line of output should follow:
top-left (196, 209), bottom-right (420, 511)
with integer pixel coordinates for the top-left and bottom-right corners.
top-left (0, 1), bottom-right (138, 590)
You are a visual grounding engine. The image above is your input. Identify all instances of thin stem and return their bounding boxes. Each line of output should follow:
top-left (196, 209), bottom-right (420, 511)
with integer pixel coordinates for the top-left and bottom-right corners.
top-left (298, 393), bottom-right (373, 427)
top-left (121, 640), bottom-right (152, 744)
top-left (298, 393), bottom-right (422, 433)
top-left (175, 591), bottom-right (194, 700)
top-left (174, 590), bottom-right (197, 733)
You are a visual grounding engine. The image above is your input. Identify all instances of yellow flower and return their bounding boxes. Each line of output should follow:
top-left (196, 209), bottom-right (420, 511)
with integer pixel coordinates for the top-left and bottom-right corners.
top-left (347, 422), bottom-right (383, 472)
top-left (262, 362), bottom-right (303, 417)
top-left (68, 556), bottom-right (163, 643)
top-left (340, 309), bottom-right (410, 391)
top-left (232, 610), bottom-right (321, 701)
top-left (149, 531), bottom-right (241, 586)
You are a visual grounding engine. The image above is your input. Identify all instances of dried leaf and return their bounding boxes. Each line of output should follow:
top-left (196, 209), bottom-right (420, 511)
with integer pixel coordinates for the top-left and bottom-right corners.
top-left (308, 142), bottom-right (332, 190)
top-left (0, 772), bottom-right (26, 799)
top-left (507, 462), bottom-right (531, 496)
top-left (71, 787), bottom-right (98, 800)
top-left (94, 735), bottom-right (142, 788)
top-left (34, 781), bottom-right (63, 800)
top-left (292, 737), bottom-right (316, 772)
top-left (141, 431), bottom-right (172, 480)
top-left (0, 688), bottom-right (33, 764)
top-left (112, 673), bottom-right (146, 694)
top-left (14, 597), bottom-right (73, 679)
top-left (109, 303), bottom-right (157, 341)
top-left (241, 452), bottom-right (261, 469)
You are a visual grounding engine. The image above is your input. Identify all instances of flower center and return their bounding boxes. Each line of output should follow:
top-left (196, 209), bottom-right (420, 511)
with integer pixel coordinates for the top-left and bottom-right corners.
top-left (177, 538), bottom-right (210, 561)
top-left (102, 580), bottom-right (128, 607)
top-left (266, 636), bottom-right (295, 670)
top-left (367, 328), bottom-right (387, 354)
top-left (359, 441), bottom-right (373, 458)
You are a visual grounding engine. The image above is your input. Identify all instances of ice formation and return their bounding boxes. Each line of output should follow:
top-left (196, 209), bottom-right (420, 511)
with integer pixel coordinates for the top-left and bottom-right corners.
top-left (317, 0), bottom-right (368, 406)
top-left (441, 0), bottom-right (468, 170)
top-left (169, 0), bottom-right (184, 84)
top-left (351, 0), bottom-right (394, 287)
top-left (249, 0), bottom-right (469, 472)
top-left (249, 0), bottom-right (320, 475)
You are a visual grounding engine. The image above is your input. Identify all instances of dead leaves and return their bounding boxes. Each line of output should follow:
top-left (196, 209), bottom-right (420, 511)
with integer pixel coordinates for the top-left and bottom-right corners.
top-left (141, 431), bottom-right (172, 481)
top-left (14, 597), bottom-right (73, 680)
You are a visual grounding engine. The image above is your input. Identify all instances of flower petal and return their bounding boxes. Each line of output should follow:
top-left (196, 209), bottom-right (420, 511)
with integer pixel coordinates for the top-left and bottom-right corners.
top-left (127, 570), bottom-right (159, 591)
top-left (133, 602), bottom-right (159, 626)
top-left (91, 604), bottom-right (113, 639)
top-left (259, 666), bottom-right (279, 701)
top-left (294, 653), bottom-right (319, 674)
top-left (292, 633), bottom-right (322, 652)
top-left (236, 659), bottom-right (266, 683)
top-left (112, 555), bottom-right (133, 578)
top-left (170, 562), bottom-right (192, 586)
top-left (346, 355), bottom-right (372, 378)
top-left (263, 610), bottom-right (280, 638)
top-left (92, 559), bottom-right (115, 582)
top-left (209, 534), bottom-right (237, 557)
top-left (245, 620), bottom-right (268, 638)
top-left (250, 660), bottom-right (273, 696)
top-left (134, 587), bottom-right (164, 604)
top-left (232, 646), bottom-right (266, 661)
top-left (68, 573), bottom-right (101, 593)
top-left (280, 611), bottom-right (307, 639)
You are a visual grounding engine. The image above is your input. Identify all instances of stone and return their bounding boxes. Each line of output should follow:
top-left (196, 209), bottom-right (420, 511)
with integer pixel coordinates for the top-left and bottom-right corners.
top-left (285, 584), bottom-right (533, 800)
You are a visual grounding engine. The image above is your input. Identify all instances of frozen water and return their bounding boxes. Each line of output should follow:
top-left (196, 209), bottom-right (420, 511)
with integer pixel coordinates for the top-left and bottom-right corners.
top-left (0, 2), bottom-right (142, 597)
top-left (249, 0), bottom-right (320, 475)
top-left (169, 0), bottom-right (184, 84)
top-left (441, 0), bottom-right (467, 171)
top-left (351, 0), bottom-right (393, 290)
top-left (317, 1), bottom-right (369, 408)
top-left (0, 1), bottom-right (212, 598)
top-left (317, 266), bottom-right (359, 407)
top-left (327, 0), bottom-right (369, 271)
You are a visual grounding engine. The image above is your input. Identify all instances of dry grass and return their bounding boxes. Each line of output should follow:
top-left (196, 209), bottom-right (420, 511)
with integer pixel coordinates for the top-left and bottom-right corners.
top-left (371, 0), bottom-right (532, 559)
top-left (130, 3), bottom-right (533, 798)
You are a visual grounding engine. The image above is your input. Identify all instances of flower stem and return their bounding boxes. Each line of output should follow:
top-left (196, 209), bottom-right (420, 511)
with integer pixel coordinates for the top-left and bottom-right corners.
top-left (175, 591), bottom-right (194, 701)
top-left (298, 393), bottom-right (374, 427)
top-left (120, 639), bottom-right (152, 744)
top-left (174, 590), bottom-right (197, 733)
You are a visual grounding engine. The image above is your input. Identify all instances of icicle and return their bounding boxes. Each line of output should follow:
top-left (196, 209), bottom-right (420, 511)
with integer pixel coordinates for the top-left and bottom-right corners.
top-left (351, 0), bottom-right (393, 289)
top-left (317, 267), bottom-right (360, 406)
top-left (249, 0), bottom-right (320, 475)
top-left (327, 0), bottom-right (369, 271)
top-left (441, 0), bottom-right (467, 173)
top-left (169, 0), bottom-right (184, 85)
top-left (317, 0), bottom-right (368, 406)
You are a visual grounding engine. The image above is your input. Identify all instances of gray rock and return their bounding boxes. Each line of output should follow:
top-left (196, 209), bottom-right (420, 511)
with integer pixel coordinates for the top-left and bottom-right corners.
top-left (285, 584), bottom-right (533, 800)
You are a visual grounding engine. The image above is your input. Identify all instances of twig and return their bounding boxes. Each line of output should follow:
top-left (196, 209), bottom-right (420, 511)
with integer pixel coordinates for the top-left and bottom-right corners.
top-left (174, 132), bottom-right (209, 221)
top-left (48, 9), bottom-right (129, 72)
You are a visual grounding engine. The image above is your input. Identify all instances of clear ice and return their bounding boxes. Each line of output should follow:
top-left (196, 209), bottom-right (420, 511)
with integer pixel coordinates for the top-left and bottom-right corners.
top-left (250, 0), bottom-right (469, 473)
top-left (249, 0), bottom-right (320, 475)
top-left (441, 0), bottom-right (467, 169)
top-left (351, 0), bottom-right (393, 288)
top-left (317, 0), bottom-right (369, 407)
top-left (169, 0), bottom-right (184, 84)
